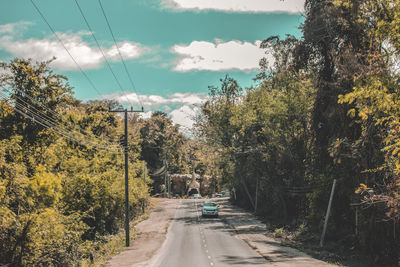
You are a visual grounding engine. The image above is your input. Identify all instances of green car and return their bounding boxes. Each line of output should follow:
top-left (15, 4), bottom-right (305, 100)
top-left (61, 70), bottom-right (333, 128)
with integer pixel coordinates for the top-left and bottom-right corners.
top-left (201, 201), bottom-right (219, 217)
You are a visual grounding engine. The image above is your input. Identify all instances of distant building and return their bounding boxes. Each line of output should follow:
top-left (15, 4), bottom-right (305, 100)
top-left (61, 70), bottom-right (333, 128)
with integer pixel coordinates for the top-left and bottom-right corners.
top-left (169, 173), bottom-right (213, 196)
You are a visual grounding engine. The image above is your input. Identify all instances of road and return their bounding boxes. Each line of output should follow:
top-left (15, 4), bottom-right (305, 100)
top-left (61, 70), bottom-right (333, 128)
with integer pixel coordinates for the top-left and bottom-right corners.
top-left (149, 199), bottom-right (268, 267)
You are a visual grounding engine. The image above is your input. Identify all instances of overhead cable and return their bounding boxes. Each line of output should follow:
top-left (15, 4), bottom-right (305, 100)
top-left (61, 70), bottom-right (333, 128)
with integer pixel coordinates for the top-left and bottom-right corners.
top-left (0, 91), bottom-right (121, 151)
top-left (98, 0), bottom-right (144, 109)
top-left (1, 86), bottom-right (118, 147)
top-left (74, 0), bottom-right (135, 107)
top-left (30, 0), bottom-right (103, 98)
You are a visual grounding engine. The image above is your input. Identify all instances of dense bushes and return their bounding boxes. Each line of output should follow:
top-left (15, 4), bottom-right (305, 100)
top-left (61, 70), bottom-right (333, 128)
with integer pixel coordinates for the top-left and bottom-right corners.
top-left (0, 59), bottom-right (150, 265)
top-left (196, 0), bottom-right (400, 264)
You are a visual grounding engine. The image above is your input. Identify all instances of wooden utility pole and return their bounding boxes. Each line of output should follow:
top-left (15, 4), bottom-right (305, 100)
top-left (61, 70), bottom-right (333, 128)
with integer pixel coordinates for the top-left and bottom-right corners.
top-left (167, 169), bottom-right (170, 198)
top-left (163, 151), bottom-right (170, 198)
top-left (143, 161), bottom-right (146, 185)
top-left (320, 179), bottom-right (337, 248)
top-left (110, 107), bottom-right (143, 247)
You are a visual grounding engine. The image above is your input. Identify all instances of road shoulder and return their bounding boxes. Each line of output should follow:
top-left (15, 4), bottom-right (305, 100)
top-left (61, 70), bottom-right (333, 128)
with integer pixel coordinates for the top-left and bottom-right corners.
top-left (106, 198), bottom-right (178, 267)
top-left (216, 198), bottom-right (338, 267)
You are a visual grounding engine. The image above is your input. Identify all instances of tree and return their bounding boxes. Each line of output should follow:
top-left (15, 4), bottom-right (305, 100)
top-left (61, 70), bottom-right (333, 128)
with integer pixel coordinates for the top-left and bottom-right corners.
top-left (0, 58), bottom-right (150, 265)
top-left (139, 111), bottom-right (189, 193)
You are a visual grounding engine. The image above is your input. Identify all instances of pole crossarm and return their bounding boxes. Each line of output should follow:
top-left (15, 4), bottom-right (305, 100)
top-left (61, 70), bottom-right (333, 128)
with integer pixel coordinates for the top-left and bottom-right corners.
top-left (109, 106), bottom-right (144, 113)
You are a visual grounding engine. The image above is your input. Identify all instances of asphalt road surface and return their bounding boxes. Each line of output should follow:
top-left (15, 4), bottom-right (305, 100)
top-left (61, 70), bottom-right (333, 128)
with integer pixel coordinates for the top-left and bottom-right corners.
top-left (150, 199), bottom-right (268, 267)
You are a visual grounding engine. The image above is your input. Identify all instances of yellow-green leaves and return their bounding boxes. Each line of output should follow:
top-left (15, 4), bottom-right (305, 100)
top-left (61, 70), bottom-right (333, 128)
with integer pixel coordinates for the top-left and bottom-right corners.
top-left (0, 59), bottom-right (150, 265)
top-left (29, 164), bottom-right (62, 208)
top-left (354, 183), bottom-right (368, 194)
top-left (339, 76), bottom-right (397, 121)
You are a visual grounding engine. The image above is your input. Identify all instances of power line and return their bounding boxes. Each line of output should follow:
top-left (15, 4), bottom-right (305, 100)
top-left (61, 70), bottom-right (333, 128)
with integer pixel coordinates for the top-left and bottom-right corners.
top-left (13, 101), bottom-right (118, 150)
top-left (0, 91), bottom-right (82, 145)
top-left (0, 90), bottom-right (121, 151)
top-left (29, 0), bottom-right (103, 98)
top-left (1, 92), bottom-right (125, 157)
top-left (74, 0), bottom-right (134, 107)
top-left (1, 85), bottom-right (118, 147)
top-left (98, 0), bottom-right (144, 109)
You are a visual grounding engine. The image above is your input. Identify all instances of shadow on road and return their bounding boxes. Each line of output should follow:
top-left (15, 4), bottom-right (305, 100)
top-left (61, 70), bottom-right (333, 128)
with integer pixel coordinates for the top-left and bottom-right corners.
top-left (219, 255), bottom-right (267, 265)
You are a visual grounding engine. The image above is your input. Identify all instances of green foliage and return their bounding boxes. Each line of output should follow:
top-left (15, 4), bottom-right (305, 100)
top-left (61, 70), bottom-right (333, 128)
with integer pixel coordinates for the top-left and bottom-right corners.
top-left (138, 111), bottom-right (191, 193)
top-left (196, 0), bottom-right (400, 263)
top-left (197, 69), bottom-right (316, 217)
top-left (0, 59), bottom-right (150, 266)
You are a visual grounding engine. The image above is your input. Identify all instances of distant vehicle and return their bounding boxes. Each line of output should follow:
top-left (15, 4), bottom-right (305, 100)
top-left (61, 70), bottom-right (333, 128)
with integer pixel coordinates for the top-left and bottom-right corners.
top-left (220, 190), bottom-right (230, 197)
top-left (190, 193), bottom-right (202, 199)
top-left (201, 201), bottom-right (219, 217)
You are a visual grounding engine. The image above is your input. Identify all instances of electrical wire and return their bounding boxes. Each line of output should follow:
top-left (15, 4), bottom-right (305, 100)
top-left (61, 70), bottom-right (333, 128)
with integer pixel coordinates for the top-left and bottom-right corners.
top-left (0, 91), bottom-right (82, 144)
top-left (0, 90), bottom-right (121, 151)
top-left (1, 86), bottom-right (119, 147)
top-left (29, 0), bottom-right (103, 98)
top-left (74, 0), bottom-right (134, 107)
top-left (2, 85), bottom-right (115, 145)
top-left (98, 0), bottom-right (144, 109)
top-left (12, 100), bottom-right (119, 150)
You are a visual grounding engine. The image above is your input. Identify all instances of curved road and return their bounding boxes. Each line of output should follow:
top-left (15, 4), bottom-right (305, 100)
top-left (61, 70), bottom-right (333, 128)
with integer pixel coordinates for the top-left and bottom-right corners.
top-left (150, 199), bottom-right (268, 267)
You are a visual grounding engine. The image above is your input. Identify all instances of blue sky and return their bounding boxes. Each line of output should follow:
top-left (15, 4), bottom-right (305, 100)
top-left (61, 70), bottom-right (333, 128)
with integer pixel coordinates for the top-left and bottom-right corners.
top-left (0, 0), bottom-right (304, 132)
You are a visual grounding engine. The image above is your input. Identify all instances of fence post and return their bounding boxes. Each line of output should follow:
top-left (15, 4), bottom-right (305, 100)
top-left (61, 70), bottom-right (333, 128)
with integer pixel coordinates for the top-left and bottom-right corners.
top-left (320, 179), bottom-right (337, 248)
top-left (254, 176), bottom-right (259, 213)
top-left (355, 206), bottom-right (358, 236)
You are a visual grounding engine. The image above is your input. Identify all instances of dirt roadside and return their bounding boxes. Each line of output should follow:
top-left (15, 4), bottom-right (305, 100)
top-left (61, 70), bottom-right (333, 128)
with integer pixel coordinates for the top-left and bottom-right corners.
top-left (215, 198), bottom-right (338, 267)
top-left (107, 197), bottom-right (337, 267)
top-left (106, 198), bottom-right (178, 267)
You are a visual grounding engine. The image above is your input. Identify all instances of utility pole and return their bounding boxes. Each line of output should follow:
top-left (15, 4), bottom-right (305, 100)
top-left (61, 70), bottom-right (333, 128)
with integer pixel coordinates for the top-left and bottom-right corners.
top-left (143, 161), bottom-right (146, 185)
top-left (167, 167), bottom-right (170, 198)
top-left (163, 151), bottom-right (170, 198)
top-left (110, 106), bottom-right (143, 247)
top-left (163, 151), bottom-right (166, 197)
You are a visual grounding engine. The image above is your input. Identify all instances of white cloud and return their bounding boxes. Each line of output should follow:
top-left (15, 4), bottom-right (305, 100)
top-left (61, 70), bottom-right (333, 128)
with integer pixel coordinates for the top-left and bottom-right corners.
top-left (0, 26), bottom-right (148, 71)
top-left (0, 21), bottom-right (31, 34)
top-left (0, 68), bottom-right (11, 76)
top-left (140, 110), bottom-right (153, 119)
top-left (163, 0), bottom-right (304, 14)
top-left (169, 104), bottom-right (199, 133)
top-left (171, 40), bottom-right (273, 72)
top-left (169, 92), bottom-right (204, 104)
top-left (383, 40), bottom-right (400, 75)
top-left (107, 41), bottom-right (148, 62)
top-left (134, 104), bottom-right (198, 136)
top-left (102, 91), bottom-right (203, 136)
top-left (104, 91), bottom-right (205, 107)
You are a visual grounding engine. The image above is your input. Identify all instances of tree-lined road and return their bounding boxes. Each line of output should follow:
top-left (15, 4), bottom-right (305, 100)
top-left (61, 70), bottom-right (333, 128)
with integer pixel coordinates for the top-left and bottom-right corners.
top-left (150, 199), bottom-right (268, 267)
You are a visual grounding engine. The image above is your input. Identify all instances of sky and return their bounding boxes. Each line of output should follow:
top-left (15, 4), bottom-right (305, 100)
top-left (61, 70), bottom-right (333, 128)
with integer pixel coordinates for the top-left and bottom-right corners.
top-left (0, 0), bottom-right (304, 134)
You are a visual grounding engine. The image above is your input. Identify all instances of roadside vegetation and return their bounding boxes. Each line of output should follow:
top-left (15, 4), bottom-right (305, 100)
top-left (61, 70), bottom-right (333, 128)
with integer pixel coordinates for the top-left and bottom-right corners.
top-left (1, 0), bottom-right (400, 266)
top-left (0, 58), bottom-right (204, 265)
top-left (0, 58), bottom-right (151, 265)
top-left (196, 0), bottom-right (400, 265)
top-left (0, 55), bottom-right (215, 265)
